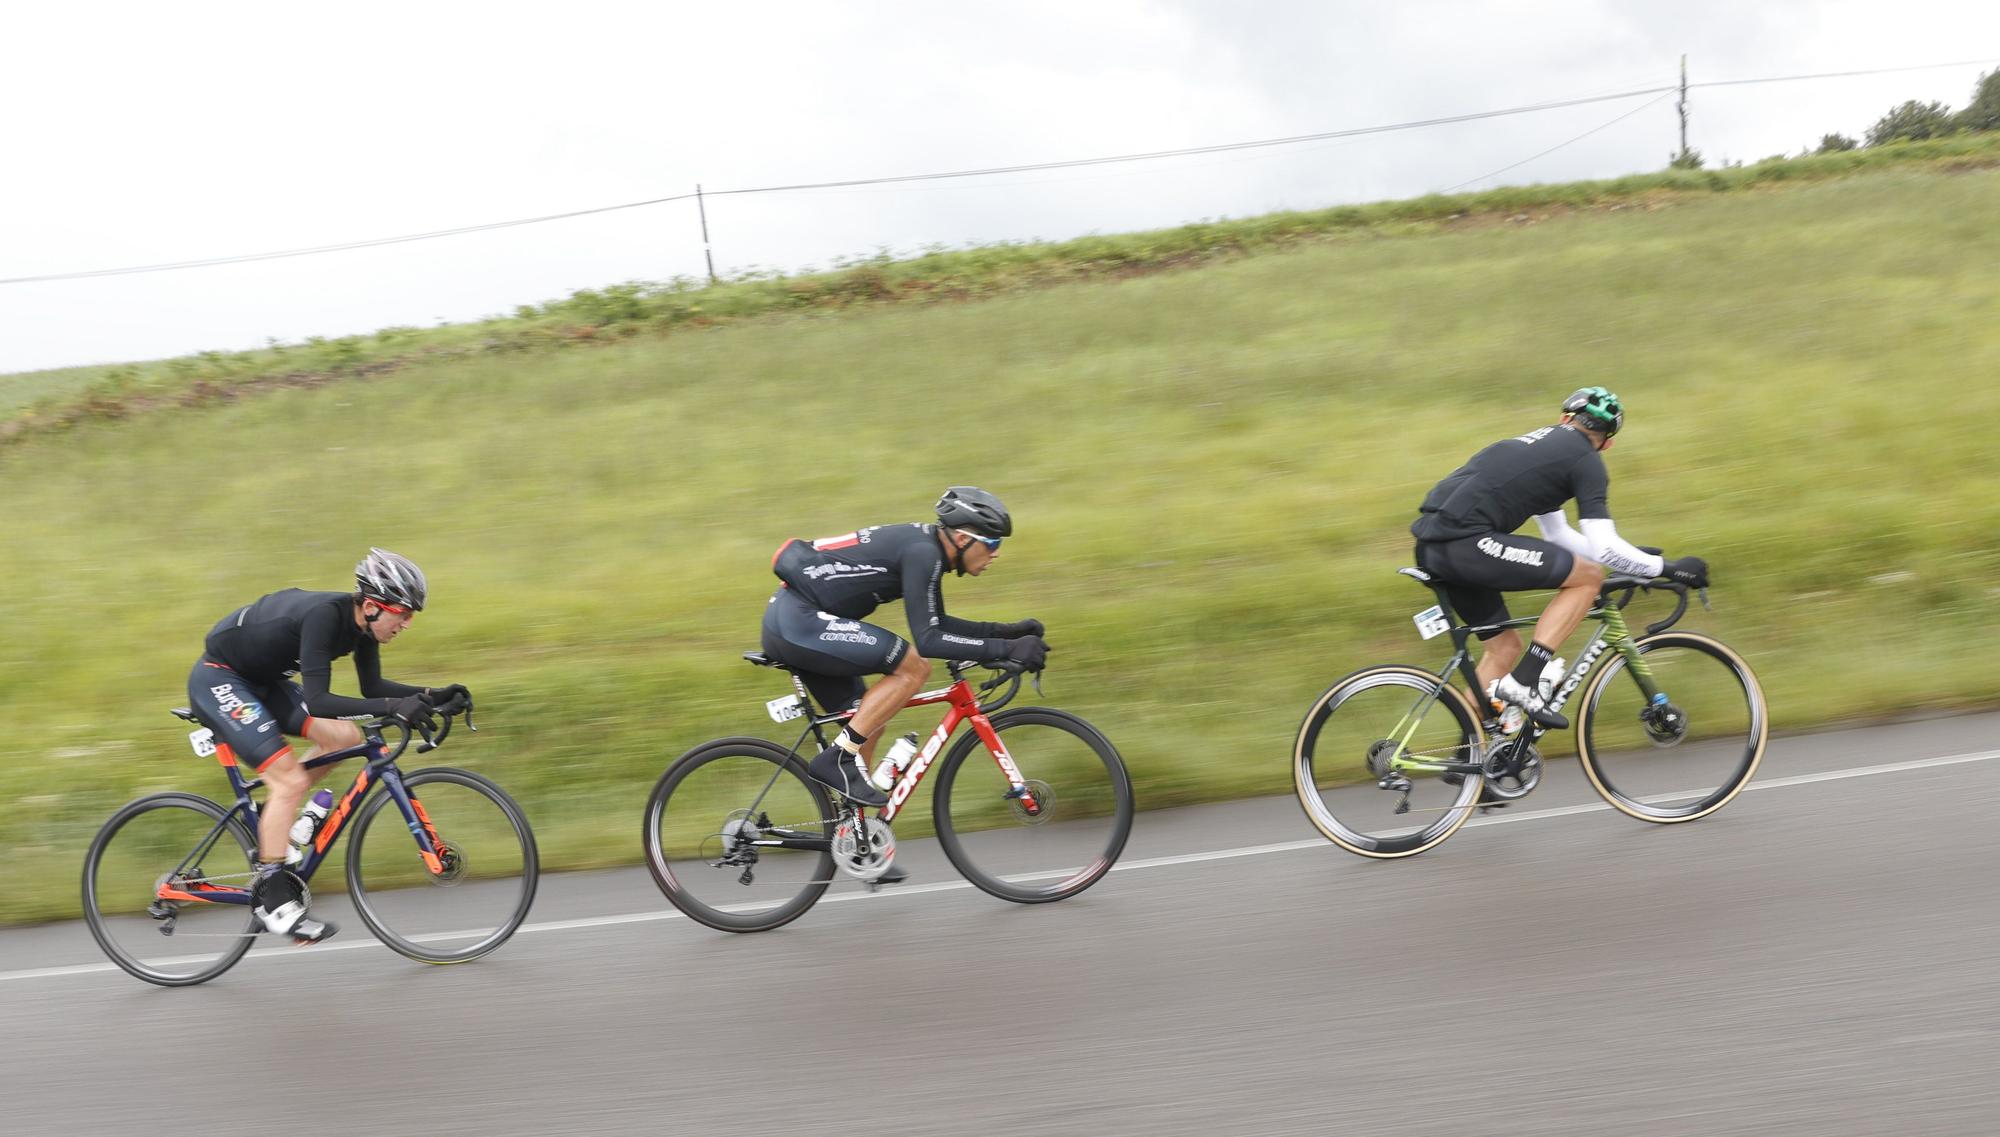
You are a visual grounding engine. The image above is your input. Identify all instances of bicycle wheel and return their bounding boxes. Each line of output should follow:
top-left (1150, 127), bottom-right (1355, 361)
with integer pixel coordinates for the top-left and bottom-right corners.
top-left (346, 767), bottom-right (539, 964)
top-left (82, 792), bottom-right (260, 986)
top-left (1576, 632), bottom-right (1767, 822)
top-left (933, 708), bottom-right (1133, 903)
top-left (643, 737), bottom-right (836, 932)
top-left (1293, 666), bottom-right (1486, 858)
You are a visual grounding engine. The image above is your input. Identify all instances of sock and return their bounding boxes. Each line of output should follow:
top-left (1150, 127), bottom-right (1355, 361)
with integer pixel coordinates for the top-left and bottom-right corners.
top-left (836, 724), bottom-right (867, 754)
top-left (1511, 642), bottom-right (1556, 688)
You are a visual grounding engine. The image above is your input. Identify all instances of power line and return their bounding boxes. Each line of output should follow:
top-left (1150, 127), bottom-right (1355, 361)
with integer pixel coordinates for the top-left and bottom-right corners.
top-left (0, 192), bottom-right (697, 285)
top-left (1, 87), bottom-right (1672, 285)
top-left (700, 88), bottom-right (1675, 198)
top-left (1443, 93), bottom-right (1677, 193)
top-left (1690, 57), bottom-right (1999, 90)
top-left (7, 55), bottom-right (1997, 287)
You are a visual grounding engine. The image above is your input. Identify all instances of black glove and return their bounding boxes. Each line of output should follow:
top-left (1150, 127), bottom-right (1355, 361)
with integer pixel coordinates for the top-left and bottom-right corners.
top-left (424, 683), bottom-right (473, 711)
top-left (387, 695), bottom-right (437, 730)
top-left (993, 618), bottom-right (1044, 639)
top-left (1002, 635), bottom-right (1050, 671)
top-left (1663, 555), bottom-right (1710, 589)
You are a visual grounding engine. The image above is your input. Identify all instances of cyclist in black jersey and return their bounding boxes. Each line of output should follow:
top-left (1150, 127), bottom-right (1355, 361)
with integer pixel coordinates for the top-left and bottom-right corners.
top-left (1410, 388), bottom-right (1709, 732)
top-left (186, 549), bottom-right (471, 943)
top-left (763, 487), bottom-right (1050, 828)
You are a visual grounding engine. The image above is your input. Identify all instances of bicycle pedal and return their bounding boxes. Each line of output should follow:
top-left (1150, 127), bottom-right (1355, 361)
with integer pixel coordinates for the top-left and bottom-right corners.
top-left (737, 866), bottom-right (756, 886)
top-left (1478, 800), bottom-right (1511, 813)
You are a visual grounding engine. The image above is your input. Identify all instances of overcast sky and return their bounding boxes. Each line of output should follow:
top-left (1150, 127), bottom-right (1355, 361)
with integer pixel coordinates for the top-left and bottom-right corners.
top-left (3, 1), bottom-right (1996, 375)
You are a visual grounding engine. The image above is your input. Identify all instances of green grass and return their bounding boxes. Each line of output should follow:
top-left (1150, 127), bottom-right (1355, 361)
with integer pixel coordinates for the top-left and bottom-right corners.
top-left (4, 156), bottom-right (1998, 924)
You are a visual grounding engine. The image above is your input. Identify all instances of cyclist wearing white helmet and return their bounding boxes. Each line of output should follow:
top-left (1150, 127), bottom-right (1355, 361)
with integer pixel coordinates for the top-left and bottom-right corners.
top-left (1410, 388), bottom-right (1709, 733)
top-left (762, 487), bottom-right (1049, 833)
top-left (185, 548), bottom-right (470, 943)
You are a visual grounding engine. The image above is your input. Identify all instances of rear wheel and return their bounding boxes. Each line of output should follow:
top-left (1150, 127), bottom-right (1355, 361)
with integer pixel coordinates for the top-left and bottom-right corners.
top-left (1293, 666), bottom-right (1486, 858)
top-left (932, 708), bottom-right (1133, 903)
top-left (644, 738), bottom-right (836, 932)
top-left (346, 767), bottom-right (539, 964)
top-left (1576, 632), bottom-right (1767, 822)
top-left (82, 792), bottom-right (260, 986)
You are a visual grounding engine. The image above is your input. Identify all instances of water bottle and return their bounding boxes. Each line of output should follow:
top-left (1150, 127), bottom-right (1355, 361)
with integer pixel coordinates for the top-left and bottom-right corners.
top-left (870, 733), bottom-right (922, 792)
top-left (1537, 656), bottom-right (1568, 704)
top-left (286, 789), bottom-right (334, 864)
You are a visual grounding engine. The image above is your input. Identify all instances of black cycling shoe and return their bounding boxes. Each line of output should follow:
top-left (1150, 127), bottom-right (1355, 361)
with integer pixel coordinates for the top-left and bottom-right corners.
top-left (808, 744), bottom-right (888, 807)
top-left (877, 860), bottom-right (909, 885)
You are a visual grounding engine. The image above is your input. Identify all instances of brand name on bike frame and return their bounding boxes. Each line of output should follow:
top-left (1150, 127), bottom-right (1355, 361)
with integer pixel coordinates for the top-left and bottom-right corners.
top-left (884, 719), bottom-right (960, 818)
top-left (1547, 636), bottom-right (1611, 715)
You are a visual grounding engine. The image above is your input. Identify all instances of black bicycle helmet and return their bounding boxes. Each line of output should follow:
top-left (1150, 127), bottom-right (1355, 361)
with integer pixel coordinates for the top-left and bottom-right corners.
top-left (935, 486), bottom-right (1013, 538)
top-left (355, 548), bottom-right (428, 611)
top-left (1561, 386), bottom-right (1624, 436)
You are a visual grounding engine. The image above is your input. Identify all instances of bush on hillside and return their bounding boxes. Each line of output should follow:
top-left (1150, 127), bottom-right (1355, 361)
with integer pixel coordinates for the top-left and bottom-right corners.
top-left (1868, 100), bottom-right (1957, 146)
top-left (1956, 70), bottom-right (2000, 134)
top-left (1816, 133), bottom-right (1859, 154)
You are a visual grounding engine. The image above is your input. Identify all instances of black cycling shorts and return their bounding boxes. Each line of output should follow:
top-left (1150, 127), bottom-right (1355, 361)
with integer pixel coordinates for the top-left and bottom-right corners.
top-left (1413, 534), bottom-right (1576, 638)
top-left (186, 659), bottom-right (313, 772)
top-left (759, 589), bottom-right (910, 713)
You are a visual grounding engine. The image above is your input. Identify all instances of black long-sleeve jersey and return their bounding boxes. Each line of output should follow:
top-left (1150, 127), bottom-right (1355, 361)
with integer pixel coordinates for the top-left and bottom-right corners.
top-left (771, 523), bottom-right (1010, 662)
top-left (202, 589), bottom-right (423, 719)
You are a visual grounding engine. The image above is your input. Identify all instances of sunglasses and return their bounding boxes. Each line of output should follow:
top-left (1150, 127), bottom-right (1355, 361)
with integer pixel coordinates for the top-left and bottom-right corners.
top-left (956, 530), bottom-right (1002, 551)
top-left (370, 599), bottom-right (415, 616)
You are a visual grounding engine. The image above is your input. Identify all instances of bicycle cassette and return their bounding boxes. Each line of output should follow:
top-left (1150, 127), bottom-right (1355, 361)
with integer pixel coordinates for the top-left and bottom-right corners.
top-left (831, 818), bottom-right (897, 882)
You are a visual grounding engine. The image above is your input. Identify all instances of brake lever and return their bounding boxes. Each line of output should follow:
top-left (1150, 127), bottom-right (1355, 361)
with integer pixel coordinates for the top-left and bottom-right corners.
top-left (1698, 587), bottom-right (1711, 611)
top-left (1030, 671), bottom-right (1043, 697)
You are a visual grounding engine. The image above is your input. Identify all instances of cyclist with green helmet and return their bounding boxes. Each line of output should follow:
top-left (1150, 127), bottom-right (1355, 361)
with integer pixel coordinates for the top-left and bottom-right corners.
top-left (1410, 388), bottom-right (1709, 732)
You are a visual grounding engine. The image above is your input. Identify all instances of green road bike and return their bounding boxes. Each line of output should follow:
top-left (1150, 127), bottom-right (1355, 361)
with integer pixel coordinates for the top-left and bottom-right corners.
top-left (1293, 567), bottom-right (1768, 858)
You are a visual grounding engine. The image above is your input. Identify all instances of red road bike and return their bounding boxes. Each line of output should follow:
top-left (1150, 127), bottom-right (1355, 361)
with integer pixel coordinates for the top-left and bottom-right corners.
top-left (643, 657), bottom-right (1133, 932)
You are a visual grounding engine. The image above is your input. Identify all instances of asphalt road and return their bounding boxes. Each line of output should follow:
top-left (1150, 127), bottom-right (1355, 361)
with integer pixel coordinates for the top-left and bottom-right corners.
top-left (4, 712), bottom-right (1998, 1137)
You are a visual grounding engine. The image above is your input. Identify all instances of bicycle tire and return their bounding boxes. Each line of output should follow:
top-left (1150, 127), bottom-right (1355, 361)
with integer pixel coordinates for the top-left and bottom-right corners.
top-left (1575, 631), bottom-right (1768, 823)
top-left (346, 767), bottom-right (540, 964)
top-left (643, 737), bottom-right (836, 932)
top-left (82, 792), bottom-right (260, 987)
top-left (932, 707), bottom-right (1134, 904)
top-left (1293, 665), bottom-right (1487, 858)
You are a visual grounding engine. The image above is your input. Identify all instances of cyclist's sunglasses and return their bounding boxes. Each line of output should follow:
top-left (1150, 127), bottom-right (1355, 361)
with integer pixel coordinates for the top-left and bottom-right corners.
top-left (956, 530), bottom-right (1002, 552)
top-left (368, 598), bottom-right (415, 616)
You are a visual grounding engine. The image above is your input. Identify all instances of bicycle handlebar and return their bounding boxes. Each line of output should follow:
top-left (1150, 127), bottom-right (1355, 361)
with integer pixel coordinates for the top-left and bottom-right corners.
top-left (364, 694), bottom-right (476, 762)
top-left (1600, 576), bottom-right (1710, 636)
top-left (946, 658), bottom-right (1043, 712)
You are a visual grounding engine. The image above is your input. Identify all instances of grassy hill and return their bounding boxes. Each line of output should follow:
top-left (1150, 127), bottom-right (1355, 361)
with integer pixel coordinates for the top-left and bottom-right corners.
top-left (3, 144), bottom-right (1997, 923)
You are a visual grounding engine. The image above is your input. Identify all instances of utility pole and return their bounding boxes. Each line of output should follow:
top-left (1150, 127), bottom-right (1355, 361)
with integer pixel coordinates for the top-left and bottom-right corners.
top-left (1677, 55), bottom-right (1690, 157)
top-left (696, 183), bottom-right (718, 285)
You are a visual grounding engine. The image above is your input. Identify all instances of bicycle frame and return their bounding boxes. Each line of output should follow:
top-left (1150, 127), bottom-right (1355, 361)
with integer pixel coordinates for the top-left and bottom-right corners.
top-left (740, 664), bottom-right (1036, 858)
top-left (155, 726), bottom-right (451, 910)
top-left (1380, 579), bottom-right (1680, 780)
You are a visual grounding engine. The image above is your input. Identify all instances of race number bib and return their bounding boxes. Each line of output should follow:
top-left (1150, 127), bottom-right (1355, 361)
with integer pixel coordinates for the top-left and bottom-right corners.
top-left (1412, 605), bottom-right (1450, 640)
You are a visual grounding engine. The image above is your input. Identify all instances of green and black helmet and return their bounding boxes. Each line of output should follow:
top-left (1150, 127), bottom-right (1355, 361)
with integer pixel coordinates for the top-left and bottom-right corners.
top-left (1561, 386), bottom-right (1624, 436)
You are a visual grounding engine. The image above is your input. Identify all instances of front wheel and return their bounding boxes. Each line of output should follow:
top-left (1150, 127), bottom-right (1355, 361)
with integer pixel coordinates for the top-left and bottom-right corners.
top-left (1575, 631), bottom-right (1767, 823)
top-left (82, 792), bottom-right (260, 987)
top-left (932, 707), bottom-right (1134, 903)
top-left (643, 737), bottom-right (837, 932)
top-left (346, 767), bottom-right (539, 964)
top-left (1293, 665), bottom-right (1486, 858)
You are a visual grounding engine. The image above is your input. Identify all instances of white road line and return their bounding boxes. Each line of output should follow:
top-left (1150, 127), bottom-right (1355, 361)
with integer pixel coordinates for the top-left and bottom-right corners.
top-left (9, 746), bottom-right (1997, 986)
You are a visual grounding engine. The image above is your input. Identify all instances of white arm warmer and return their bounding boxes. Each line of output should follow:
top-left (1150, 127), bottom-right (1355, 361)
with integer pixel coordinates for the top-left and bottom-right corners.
top-left (1535, 513), bottom-right (1665, 577)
